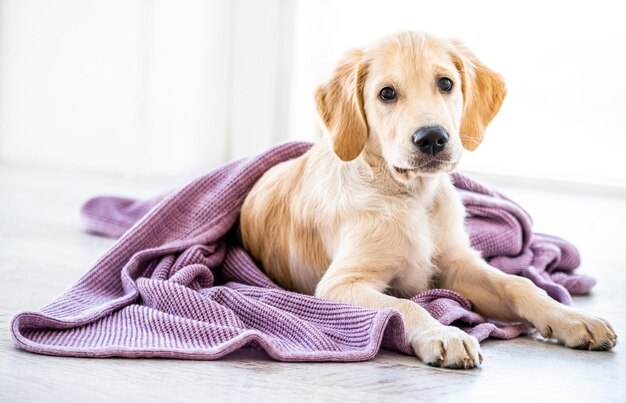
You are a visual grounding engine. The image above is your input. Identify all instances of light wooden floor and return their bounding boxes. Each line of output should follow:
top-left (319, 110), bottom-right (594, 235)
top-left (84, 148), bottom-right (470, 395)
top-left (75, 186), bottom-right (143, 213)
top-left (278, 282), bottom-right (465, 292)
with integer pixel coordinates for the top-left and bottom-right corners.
top-left (1, 165), bottom-right (625, 403)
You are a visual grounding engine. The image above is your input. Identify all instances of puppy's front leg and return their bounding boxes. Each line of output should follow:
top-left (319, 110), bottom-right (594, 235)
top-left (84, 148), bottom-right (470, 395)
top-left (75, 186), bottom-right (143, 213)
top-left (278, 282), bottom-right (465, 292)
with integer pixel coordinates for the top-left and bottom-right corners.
top-left (315, 259), bottom-right (482, 369)
top-left (438, 248), bottom-right (618, 350)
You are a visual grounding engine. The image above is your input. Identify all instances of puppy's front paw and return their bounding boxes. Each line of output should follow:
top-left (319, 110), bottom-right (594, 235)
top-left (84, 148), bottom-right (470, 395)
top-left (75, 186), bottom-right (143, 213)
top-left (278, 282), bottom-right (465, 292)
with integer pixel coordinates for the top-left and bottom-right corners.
top-left (411, 326), bottom-right (482, 369)
top-left (537, 309), bottom-right (617, 351)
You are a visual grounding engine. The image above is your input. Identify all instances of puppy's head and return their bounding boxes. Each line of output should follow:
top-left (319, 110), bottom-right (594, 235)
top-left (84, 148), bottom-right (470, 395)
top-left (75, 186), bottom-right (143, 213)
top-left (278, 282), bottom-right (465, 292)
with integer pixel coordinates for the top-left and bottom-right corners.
top-left (315, 31), bottom-right (506, 183)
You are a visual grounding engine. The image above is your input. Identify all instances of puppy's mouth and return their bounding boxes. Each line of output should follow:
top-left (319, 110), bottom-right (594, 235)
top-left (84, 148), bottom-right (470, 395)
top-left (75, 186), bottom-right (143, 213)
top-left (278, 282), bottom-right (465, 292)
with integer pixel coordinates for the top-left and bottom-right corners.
top-left (393, 166), bottom-right (412, 174)
top-left (393, 160), bottom-right (446, 174)
top-left (394, 166), bottom-right (419, 174)
top-left (392, 158), bottom-right (458, 179)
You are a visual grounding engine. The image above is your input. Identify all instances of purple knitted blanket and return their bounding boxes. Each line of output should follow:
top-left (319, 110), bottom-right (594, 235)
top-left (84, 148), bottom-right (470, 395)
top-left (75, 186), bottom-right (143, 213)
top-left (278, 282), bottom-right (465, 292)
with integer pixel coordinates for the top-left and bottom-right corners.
top-left (10, 142), bottom-right (595, 361)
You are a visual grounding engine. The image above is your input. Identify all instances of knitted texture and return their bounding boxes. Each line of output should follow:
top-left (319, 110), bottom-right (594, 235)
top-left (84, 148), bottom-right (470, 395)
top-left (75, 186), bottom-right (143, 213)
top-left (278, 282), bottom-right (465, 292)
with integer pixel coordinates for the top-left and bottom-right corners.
top-left (10, 142), bottom-right (595, 361)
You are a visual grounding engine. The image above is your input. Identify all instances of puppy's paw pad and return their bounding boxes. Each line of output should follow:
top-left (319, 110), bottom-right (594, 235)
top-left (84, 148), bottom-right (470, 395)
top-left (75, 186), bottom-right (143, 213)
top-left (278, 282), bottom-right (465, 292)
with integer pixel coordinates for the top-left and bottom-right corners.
top-left (411, 326), bottom-right (482, 369)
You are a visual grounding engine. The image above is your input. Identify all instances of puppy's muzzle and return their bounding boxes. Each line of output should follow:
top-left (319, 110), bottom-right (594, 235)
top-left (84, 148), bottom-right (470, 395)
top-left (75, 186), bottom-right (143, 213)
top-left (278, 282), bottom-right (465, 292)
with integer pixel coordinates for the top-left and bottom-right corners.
top-left (412, 125), bottom-right (449, 156)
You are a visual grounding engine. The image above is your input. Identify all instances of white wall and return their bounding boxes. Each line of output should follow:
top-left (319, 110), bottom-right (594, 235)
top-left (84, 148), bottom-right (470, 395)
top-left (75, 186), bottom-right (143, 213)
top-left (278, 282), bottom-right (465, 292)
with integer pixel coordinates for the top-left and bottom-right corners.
top-left (0, 1), bottom-right (151, 175)
top-left (141, 0), bottom-right (232, 176)
top-left (229, 0), bottom-right (295, 159)
top-left (0, 0), bottom-right (293, 177)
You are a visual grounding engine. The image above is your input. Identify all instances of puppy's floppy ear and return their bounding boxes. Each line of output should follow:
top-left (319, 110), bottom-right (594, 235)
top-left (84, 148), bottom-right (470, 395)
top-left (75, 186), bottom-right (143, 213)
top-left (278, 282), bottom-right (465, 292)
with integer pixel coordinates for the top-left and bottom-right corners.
top-left (451, 40), bottom-right (507, 151)
top-left (315, 49), bottom-right (368, 161)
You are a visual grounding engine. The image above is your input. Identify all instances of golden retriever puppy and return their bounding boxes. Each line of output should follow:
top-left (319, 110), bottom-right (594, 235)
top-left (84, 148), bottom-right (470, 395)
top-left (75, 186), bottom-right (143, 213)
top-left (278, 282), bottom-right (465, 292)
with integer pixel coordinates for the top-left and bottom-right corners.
top-left (240, 31), bottom-right (617, 369)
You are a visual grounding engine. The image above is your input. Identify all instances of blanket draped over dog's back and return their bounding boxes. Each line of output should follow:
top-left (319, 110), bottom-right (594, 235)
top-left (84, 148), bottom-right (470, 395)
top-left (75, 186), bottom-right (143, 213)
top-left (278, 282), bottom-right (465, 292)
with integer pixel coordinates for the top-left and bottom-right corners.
top-left (10, 142), bottom-right (595, 361)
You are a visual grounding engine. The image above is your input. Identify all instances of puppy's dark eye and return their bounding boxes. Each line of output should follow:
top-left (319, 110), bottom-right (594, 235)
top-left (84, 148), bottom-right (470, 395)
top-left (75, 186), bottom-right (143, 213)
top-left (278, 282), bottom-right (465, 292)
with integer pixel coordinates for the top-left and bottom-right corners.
top-left (438, 77), bottom-right (453, 93)
top-left (379, 87), bottom-right (397, 101)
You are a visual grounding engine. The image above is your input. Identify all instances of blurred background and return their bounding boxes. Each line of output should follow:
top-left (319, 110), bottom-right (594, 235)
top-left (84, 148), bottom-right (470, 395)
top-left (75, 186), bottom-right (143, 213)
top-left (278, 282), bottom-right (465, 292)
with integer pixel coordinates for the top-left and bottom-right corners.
top-left (1, 0), bottom-right (625, 187)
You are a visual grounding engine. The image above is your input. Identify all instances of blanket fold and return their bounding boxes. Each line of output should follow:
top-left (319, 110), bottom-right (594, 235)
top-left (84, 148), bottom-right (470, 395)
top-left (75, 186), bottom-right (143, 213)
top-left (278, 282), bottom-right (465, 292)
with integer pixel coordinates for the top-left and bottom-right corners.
top-left (10, 142), bottom-right (595, 361)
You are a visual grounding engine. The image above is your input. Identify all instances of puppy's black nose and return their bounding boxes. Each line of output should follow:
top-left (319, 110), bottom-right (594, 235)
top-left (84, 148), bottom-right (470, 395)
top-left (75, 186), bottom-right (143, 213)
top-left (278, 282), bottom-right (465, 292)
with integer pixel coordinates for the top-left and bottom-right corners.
top-left (412, 125), bottom-right (449, 156)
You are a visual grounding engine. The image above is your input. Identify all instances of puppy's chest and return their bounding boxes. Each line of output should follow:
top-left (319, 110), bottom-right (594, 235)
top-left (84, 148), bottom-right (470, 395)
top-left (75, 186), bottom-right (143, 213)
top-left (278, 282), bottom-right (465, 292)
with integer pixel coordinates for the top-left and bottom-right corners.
top-left (317, 187), bottom-right (442, 294)
top-left (353, 193), bottom-right (439, 256)
top-left (344, 194), bottom-right (440, 267)
top-left (398, 206), bottom-right (436, 261)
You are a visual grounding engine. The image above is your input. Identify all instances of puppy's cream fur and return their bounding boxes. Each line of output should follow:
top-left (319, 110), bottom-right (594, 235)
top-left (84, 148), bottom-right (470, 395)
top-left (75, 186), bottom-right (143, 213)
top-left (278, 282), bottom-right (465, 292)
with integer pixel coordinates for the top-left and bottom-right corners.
top-left (240, 31), bottom-right (617, 369)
